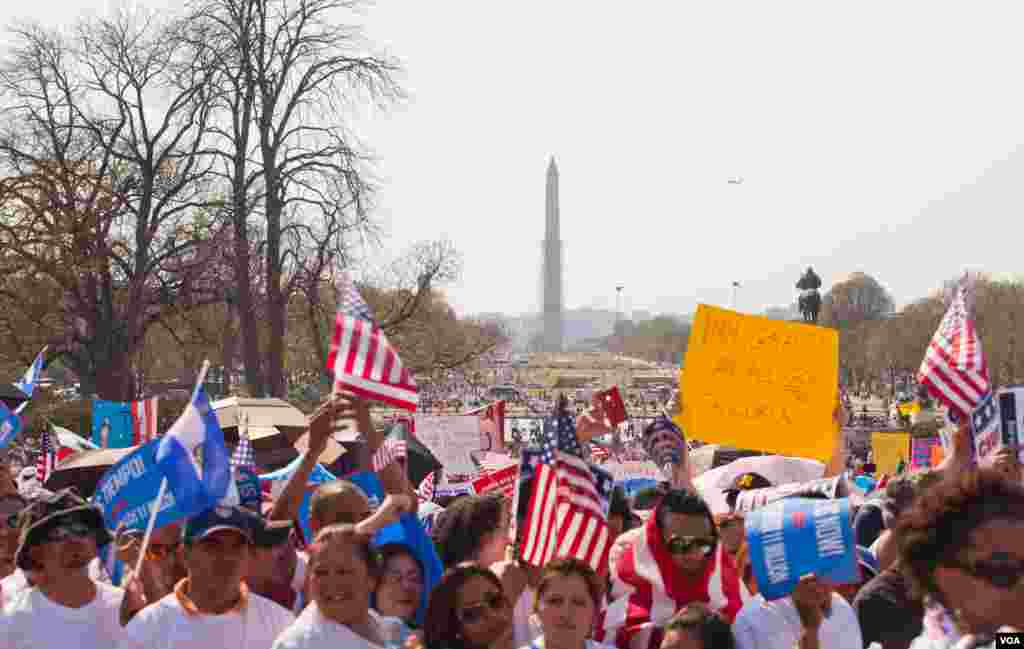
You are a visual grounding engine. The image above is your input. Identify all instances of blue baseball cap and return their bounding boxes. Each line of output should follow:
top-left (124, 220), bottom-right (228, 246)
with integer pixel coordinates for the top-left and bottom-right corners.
top-left (183, 505), bottom-right (256, 545)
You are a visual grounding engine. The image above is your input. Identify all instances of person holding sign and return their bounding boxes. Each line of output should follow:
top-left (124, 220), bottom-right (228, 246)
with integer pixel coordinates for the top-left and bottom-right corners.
top-left (732, 574), bottom-right (862, 649)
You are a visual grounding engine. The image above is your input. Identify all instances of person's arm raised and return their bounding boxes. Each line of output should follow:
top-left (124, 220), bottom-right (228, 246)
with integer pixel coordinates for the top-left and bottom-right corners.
top-left (268, 395), bottom-right (354, 523)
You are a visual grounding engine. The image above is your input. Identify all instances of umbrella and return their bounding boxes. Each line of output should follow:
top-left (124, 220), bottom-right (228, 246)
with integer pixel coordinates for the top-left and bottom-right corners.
top-left (694, 455), bottom-right (826, 514)
top-left (212, 397), bottom-right (314, 470)
top-left (43, 447), bottom-right (136, 495)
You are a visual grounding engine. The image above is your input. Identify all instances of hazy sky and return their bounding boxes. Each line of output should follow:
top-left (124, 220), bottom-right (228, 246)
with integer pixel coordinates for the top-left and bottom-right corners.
top-left (6, 1), bottom-right (1024, 318)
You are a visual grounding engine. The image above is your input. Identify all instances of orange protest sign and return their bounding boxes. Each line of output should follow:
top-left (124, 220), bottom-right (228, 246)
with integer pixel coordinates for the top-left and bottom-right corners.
top-left (677, 305), bottom-right (839, 461)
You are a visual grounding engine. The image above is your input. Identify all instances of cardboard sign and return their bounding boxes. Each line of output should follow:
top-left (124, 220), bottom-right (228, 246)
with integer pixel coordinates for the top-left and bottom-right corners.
top-left (732, 476), bottom-right (843, 514)
top-left (679, 305), bottom-right (839, 461)
top-left (745, 497), bottom-right (859, 600)
top-left (414, 415), bottom-right (481, 476)
top-left (871, 432), bottom-right (910, 475)
top-left (472, 464), bottom-right (517, 498)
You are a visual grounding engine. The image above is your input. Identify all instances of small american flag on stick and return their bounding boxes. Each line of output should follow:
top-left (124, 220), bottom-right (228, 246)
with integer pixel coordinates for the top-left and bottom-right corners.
top-left (372, 438), bottom-right (407, 472)
top-left (327, 274), bottom-right (418, 411)
top-left (230, 427), bottom-right (256, 473)
top-left (36, 425), bottom-right (56, 483)
top-left (417, 471), bottom-right (435, 503)
top-left (917, 281), bottom-right (990, 419)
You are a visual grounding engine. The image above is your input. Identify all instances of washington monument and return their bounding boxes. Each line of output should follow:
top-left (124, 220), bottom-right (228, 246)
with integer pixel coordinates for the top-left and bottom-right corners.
top-left (541, 157), bottom-right (564, 352)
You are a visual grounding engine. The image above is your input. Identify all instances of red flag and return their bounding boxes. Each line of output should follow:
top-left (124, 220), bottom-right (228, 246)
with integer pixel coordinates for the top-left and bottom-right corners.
top-left (917, 283), bottom-right (989, 418)
top-left (327, 275), bottom-right (418, 411)
top-left (131, 397), bottom-right (159, 445)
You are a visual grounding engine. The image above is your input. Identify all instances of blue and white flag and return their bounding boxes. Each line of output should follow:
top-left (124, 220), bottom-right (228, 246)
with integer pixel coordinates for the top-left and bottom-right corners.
top-left (93, 440), bottom-right (190, 532)
top-left (155, 387), bottom-right (231, 518)
top-left (14, 347), bottom-right (46, 399)
top-left (0, 401), bottom-right (23, 449)
top-left (745, 497), bottom-right (859, 600)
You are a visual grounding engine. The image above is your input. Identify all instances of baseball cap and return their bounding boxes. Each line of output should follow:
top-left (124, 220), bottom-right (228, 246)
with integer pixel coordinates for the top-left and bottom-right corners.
top-left (183, 506), bottom-right (255, 545)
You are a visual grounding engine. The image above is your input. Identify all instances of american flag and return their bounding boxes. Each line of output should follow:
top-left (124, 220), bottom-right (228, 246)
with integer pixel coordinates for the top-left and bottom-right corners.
top-left (417, 471), bottom-right (435, 503)
top-left (326, 274), bottom-right (418, 411)
top-left (478, 451), bottom-right (517, 475)
top-left (519, 412), bottom-right (615, 572)
top-left (131, 397), bottom-right (160, 445)
top-left (589, 444), bottom-right (610, 461)
top-left (918, 282), bottom-right (990, 419)
top-left (36, 425), bottom-right (56, 483)
top-left (230, 428), bottom-right (256, 472)
top-left (372, 437), bottom-right (407, 472)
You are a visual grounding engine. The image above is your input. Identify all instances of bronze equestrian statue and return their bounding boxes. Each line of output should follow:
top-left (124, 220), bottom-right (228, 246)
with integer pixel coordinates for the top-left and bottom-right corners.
top-left (796, 267), bottom-right (822, 324)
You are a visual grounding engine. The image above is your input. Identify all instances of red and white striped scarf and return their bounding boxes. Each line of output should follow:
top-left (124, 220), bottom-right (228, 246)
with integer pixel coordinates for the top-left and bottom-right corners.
top-left (594, 514), bottom-right (750, 649)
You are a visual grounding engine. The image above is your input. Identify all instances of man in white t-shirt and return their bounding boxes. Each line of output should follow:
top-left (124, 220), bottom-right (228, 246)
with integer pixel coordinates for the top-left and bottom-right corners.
top-left (732, 575), bottom-right (862, 649)
top-left (118, 505), bottom-right (294, 649)
top-left (1, 489), bottom-right (123, 649)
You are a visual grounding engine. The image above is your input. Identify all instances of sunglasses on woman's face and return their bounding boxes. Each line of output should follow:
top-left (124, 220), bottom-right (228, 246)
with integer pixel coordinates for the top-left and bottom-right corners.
top-left (666, 535), bottom-right (716, 556)
top-left (952, 553), bottom-right (1024, 590)
top-left (458, 590), bottom-right (506, 625)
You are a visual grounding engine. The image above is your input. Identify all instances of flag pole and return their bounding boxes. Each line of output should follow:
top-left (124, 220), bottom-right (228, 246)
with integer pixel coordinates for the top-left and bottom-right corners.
top-left (133, 361), bottom-right (211, 578)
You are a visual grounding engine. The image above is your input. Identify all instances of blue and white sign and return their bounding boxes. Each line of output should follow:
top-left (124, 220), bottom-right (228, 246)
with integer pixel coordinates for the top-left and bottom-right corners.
top-left (93, 440), bottom-right (189, 532)
top-left (745, 497), bottom-right (859, 600)
top-left (971, 392), bottom-right (1000, 462)
top-left (92, 399), bottom-right (135, 449)
top-left (0, 401), bottom-right (23, 449)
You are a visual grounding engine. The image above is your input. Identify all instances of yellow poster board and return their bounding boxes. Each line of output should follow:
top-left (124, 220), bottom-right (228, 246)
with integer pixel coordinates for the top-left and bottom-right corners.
top-left (871, 431), bottom-right (910, 476)
top-left (676, 305), bottom-right (839, 461)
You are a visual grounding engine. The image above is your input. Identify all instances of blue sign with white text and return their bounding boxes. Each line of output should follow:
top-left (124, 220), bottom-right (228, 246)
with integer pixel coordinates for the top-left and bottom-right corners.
top-left (0, 402), bottom-right (23, 449)
top-left (745, 497), bottom-right (858, 600)
top-left (92, 440), bottom-right (189, 532)
top-left (92, 399), bottom-right (135, 449)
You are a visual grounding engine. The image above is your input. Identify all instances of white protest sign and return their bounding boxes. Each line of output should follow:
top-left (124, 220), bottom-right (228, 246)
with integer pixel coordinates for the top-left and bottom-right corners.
top-left (414, 415), bottom-right (481, 475)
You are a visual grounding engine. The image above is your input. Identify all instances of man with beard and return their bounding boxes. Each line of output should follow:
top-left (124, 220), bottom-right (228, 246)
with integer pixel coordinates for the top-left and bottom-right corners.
top-left (118, 505), bottom-right (294, 649)
top-left (1, 489), bottom-right (123, 648)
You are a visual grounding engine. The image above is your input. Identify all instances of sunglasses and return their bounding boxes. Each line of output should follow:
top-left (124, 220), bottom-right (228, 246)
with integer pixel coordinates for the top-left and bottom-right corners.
top-left (42, 522), bottom-right (93, 544)
top-left (951, 555), bottom-right (1024, 590)
top-left (458, 591), bottom-right (506, 625)
top-left (666, 535), bottom-right (716, 556)
top-left (146, 543), bottom-right (180, 561)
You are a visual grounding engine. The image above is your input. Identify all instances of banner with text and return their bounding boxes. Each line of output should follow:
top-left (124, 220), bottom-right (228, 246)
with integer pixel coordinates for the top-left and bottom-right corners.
top-left (910, 437), bottom-right (941, 470)
top-left (745, 497), bottom-right (858, 600)
top-left (92, 399), bottom-right (135, 449)
top-left (414, 415), bottom-right (481, 475)
top-left (93, 440), bottom-right (188, 532)
top-left (871, 432), bottom-right (910, 476)
top-left (472, 464), bottom-right (517, 498)
top-left (678, 305), bottom-right (839, 461)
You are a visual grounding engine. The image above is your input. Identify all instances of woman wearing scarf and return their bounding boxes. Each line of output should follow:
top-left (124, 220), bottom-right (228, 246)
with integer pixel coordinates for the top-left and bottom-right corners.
top-left (594, 489), bottom-right (749, 649)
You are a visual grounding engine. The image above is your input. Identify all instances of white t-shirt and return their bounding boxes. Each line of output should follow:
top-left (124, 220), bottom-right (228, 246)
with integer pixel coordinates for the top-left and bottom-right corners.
top-left (733, 593), bottom-right (863, 649)
top-left (1, 580), bottom-right (124, 649)
top-left (118, 589), bottom-right (294, 649)
top-left (0, 569), bottom-right (30, 606)
top-left (512, 587), bottom-right (543, 648)
top-left (272, 602), bottom-right (403, 649)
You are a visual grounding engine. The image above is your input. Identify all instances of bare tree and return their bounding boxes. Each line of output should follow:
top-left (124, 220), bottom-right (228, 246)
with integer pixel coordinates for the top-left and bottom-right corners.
top-left (191, 0), bottom-right (401, 397)
top-left (0, 15), bottom-right (222, 400)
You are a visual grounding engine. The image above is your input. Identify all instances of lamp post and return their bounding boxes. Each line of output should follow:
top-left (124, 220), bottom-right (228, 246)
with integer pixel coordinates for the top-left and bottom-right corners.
top-left (730, 281), bottom-right (741, 310)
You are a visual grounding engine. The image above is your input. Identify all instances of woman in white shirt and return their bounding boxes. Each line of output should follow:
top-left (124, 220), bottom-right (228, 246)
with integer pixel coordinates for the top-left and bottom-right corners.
top-left (521, 558), bottom-right (615, 649)
top-left (273, 501), bottom-right (414, 649)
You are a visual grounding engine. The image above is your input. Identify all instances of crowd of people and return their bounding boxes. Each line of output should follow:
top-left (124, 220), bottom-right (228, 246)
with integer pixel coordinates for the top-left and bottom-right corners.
top-left (0, 390), bottom-right (1021, 649)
